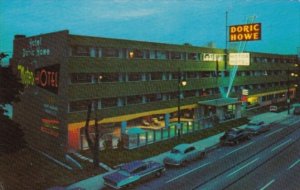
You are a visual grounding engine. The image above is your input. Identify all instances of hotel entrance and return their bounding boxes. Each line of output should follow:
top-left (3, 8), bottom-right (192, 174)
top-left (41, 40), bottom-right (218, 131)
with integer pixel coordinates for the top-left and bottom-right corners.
top-left (197, 98), bottom-right (242, 127)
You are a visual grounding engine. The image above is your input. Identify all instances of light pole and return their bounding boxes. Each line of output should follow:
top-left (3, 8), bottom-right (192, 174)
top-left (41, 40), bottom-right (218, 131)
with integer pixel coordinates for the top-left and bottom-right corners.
top-left (287, 69), bottom-right (296, 115)
top-left (177, 68), bottom-right (187, 138)
top-left (287, 68), bottom-right (290, 115)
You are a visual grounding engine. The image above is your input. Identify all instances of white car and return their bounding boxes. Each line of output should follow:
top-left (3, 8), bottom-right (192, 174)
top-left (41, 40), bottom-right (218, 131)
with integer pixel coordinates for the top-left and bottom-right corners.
top-left (163, 143), bottom-right (206, 166)
top-left (245, 121), bottom-right (270, 135)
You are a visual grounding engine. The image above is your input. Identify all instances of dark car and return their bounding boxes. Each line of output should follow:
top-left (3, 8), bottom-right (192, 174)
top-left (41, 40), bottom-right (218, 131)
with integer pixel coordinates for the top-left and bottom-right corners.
top-left (245, 121), bottom-right (270, 135)
top-left (294, 106), bottom-right (300, 115)
top-left (103, 160), bottom-right (165, 189)
top-left (220, 128), bottom-right (251, 145)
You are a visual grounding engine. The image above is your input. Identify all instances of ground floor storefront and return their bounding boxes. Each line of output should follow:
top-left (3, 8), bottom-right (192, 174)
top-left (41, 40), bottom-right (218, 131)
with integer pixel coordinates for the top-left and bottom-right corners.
top-left (67, 89), bottom-right (296, 151)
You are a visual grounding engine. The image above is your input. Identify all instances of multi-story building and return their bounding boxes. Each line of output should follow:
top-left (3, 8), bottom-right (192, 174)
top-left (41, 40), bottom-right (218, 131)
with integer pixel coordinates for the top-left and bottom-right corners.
top-left (10, 30), bottom-right (299, 158)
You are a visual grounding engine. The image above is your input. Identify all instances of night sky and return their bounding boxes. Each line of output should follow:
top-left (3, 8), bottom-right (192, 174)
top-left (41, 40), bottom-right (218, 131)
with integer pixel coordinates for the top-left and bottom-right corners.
top-left (1, 0), bottom-right (300, 65)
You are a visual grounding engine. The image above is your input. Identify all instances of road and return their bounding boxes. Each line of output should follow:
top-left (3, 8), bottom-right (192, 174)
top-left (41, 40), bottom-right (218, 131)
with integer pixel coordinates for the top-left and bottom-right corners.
top-left (132, 116), bottom-right (300, 190)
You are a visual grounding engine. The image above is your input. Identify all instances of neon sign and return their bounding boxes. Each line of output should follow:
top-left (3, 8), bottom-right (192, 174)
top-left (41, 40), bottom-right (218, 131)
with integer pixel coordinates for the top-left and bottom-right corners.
top-left (22, 37), bottom-right (50, 57)
top-left (35, 64), bottom-right (59, 93)
top-left (17, 64), bottom-right (60, 94)
top-left (229, 23), bottom-right (261, 42)
top-left (17, 65), bottom-right (35, 86)
top-left (40, 118), bottom-right (60, 137)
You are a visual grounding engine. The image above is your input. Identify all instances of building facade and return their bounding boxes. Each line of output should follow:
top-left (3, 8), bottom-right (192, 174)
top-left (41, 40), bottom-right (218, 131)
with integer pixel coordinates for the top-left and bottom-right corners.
top-left (10, 30), bottom-right (299, 158)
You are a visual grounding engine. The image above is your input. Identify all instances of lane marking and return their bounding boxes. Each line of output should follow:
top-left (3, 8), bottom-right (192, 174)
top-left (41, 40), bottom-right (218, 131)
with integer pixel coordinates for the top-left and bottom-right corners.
top-left (227, 157), bottom-right (259, 177)
top-left (271, 139), bottom-right (292, 152)
top-left (166, 162), bottom-right (211, 183)
top-left (264, 128), bottom-right (283, 137)
top-left (289, 120), bottom-right (300, 126)
top-left (259, 179), bottom-right (275, 190)
top-left (288, 158), bottom-right (300, 170)
top-left (225, 141), bottom-right (254, 156)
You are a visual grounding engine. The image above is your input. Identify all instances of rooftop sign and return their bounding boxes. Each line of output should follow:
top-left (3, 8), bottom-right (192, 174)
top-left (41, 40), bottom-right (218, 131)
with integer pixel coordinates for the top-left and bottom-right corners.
top-left (229, 23), bottom-right (261, 42)
top-left (229, 53), bottom-right (250, 66)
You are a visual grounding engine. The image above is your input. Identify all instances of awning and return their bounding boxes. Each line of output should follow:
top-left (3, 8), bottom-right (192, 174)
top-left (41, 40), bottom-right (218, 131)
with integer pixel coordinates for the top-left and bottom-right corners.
top-left (198, 98), bottom-right (241, 107)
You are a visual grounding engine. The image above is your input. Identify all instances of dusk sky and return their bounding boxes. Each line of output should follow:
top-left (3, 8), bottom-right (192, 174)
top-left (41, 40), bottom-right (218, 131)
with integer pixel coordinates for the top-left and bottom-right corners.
top-left (1, 0), bottom-right (300, 64)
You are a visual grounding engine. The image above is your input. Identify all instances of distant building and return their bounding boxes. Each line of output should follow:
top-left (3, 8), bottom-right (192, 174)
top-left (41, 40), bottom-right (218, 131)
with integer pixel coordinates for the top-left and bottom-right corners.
top-left (10, 30), bottom-right (299, 158)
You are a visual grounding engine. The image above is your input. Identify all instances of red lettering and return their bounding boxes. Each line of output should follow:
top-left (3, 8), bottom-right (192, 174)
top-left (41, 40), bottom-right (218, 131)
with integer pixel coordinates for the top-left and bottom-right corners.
top-left (55, 72), bottom-right (58, 87)
top-left (47, 72), bottom-right (52, 86)
top-left (35, 71), bottom-right (40, 84)
top-left (51, 72), bottom-right (55, 86)
top-left (40, 69), bottom-right (47, 87)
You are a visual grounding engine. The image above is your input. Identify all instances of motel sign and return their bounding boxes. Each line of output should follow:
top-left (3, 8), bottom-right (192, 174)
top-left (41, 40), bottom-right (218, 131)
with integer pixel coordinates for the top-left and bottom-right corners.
top-left (229, 23), bottom-right (261, 42)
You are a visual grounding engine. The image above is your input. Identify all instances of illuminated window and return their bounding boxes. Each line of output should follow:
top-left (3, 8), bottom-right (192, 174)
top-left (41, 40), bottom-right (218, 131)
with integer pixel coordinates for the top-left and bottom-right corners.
top-left (97, 73), bottom-right (119, 82)
top-left (130, 49), bottom-right (144, 59)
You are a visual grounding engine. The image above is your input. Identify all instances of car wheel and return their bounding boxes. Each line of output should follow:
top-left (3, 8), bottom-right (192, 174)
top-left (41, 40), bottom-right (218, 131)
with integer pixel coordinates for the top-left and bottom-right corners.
top-left (181, 160), bottom-right (188, 167)
top-left (200, 152), bottom-right (206, 158)
top-left (156, 171), bottom-right (162, 177)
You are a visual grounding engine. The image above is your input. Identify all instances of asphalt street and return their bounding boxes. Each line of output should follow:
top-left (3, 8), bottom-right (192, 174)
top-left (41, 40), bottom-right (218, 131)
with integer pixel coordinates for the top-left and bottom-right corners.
top-left (133, 116), bottom-right (300, 190)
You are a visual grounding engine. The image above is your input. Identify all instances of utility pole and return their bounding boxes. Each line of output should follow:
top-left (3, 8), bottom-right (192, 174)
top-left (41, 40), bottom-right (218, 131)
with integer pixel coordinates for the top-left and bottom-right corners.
top-left (287, 68), bottom-right (290, 115)
top-left (177, 68), bottom-right (187, 138)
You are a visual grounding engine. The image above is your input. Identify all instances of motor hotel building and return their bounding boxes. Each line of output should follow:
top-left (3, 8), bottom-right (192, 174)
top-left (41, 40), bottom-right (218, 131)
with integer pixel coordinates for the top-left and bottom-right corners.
top-left (10, 30), bottom-right (299, 158)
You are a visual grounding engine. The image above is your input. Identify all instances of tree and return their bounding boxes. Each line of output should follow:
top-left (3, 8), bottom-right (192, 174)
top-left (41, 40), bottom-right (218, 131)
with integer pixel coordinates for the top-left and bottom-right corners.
top-left (84, 102), bottom-right (104, 168)
top-left (0, 53), bottom-right (26, 154)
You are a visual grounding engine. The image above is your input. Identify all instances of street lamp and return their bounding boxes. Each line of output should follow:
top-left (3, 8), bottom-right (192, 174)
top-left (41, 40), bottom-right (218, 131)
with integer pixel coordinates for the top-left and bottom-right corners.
top-left (287, 68), bottom-right (291, 115)
top-left (177, 69), bottom-right (187, 138)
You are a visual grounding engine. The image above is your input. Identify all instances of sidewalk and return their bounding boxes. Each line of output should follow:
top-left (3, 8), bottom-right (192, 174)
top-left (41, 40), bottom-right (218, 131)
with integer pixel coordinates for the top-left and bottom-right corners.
top-left (67, 109), bottom-right (293, 190)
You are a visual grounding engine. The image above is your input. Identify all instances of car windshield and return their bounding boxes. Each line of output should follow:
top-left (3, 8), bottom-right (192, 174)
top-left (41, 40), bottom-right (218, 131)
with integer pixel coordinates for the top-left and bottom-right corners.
top-left (171, 149), bottom-right (181, 154)
top-left (295, 107), bottom-right (300, 111)
top-left (226, 130), bottom-right (237, 134)
top-left (118, 169), bottom-right (131, 176)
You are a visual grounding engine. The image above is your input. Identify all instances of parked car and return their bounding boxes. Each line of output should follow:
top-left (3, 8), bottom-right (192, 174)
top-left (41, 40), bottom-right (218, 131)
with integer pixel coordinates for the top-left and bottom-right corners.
top-left (269, 105), bottom-right (278, 112)
top-left (220, 128), bottom-right (251, 145)
top-left (163, 143), bottom-right (206, 166)
top-left (245, 121), bottom-right (270, 135)
top-left (294, 106), bottom-right (300, 115)
top-left (103, 160), bottom-right (165, 189)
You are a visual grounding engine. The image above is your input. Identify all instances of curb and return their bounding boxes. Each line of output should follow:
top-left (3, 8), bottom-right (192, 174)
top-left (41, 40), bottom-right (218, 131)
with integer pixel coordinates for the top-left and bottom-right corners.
top-left (73, 152), bottom-right (113, 172)
top-left (205, 143), bottom-right (220, 153)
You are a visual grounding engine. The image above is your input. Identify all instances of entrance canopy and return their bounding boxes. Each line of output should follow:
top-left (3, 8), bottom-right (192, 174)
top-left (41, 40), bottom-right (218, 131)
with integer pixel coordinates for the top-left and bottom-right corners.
top-left (197, 98), bottom-right (242, 123)
top-left (198, 97), bottom-right (241, 107)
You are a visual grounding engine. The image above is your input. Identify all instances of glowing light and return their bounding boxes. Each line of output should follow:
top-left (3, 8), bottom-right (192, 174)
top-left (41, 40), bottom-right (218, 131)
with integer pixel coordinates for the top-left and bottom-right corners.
top-left (180, 80), bottom-right (187, 86)
top-left (129, 51), bottom-right (134, 58)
